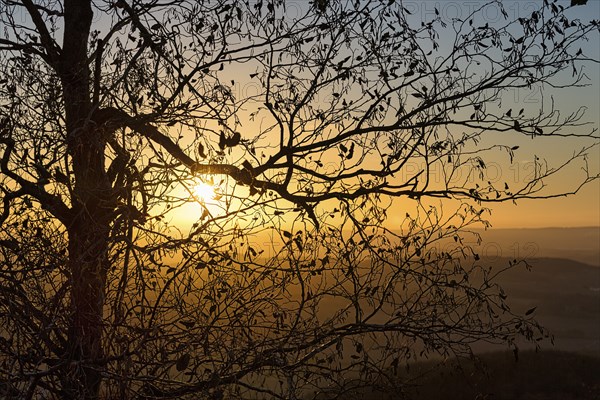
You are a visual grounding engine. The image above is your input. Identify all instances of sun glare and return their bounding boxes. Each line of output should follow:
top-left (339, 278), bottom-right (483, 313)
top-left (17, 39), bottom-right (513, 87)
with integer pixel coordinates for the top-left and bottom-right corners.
top-left (193, 182), bottom-right (216, 203)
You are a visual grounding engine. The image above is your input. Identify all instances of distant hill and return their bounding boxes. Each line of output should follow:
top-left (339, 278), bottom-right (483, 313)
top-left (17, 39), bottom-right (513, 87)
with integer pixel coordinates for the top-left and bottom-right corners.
top-left (478, 256), bottom-right (600, 355)
top-left (307, 255), bottom-right (600, 400)
top-left (476, 227), bottom-right (600, 266)
top-left (305, 227), bottom-right (600, 399)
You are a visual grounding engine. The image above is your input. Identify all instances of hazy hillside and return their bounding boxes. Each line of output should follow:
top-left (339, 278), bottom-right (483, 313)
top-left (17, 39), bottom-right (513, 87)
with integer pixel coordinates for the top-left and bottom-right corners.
top-left (308, 255), bottom-right (600, 400)
top-left (481, 257), bottom-right (600, 355)
top-left (477, 227), bottom-right (600, 266)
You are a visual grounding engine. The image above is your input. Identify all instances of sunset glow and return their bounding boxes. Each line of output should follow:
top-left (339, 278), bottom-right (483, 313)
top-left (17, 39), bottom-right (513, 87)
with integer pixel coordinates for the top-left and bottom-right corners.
top-left (193, 182), bottom-right (216, 203)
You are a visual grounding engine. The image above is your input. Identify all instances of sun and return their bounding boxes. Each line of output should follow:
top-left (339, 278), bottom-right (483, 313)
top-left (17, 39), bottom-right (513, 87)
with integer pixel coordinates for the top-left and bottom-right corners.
top-left (193, 181), bottom-right (216, 203)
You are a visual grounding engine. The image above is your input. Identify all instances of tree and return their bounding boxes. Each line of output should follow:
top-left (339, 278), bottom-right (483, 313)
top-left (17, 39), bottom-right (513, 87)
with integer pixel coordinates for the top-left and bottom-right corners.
top-left (0, 0), bottom-right (597, 398)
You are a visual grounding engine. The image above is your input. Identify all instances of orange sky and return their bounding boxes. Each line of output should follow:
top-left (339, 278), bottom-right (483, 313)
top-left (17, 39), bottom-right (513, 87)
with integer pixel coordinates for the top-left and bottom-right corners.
top-left (166, 1), bottom-right (600, 231)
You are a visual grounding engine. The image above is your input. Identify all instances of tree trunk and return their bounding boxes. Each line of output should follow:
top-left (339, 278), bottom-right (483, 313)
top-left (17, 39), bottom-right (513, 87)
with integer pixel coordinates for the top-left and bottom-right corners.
top-left (63, 220), bottom-right (109, 399)
top-left (62, 133), bottom-right (113, 398)
top-left (59, 1), bottom-right (113, 398)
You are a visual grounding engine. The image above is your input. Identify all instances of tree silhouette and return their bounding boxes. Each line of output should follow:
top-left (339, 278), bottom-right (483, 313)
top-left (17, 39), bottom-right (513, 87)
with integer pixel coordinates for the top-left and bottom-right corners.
top-left (0, 0), bottom-right (598, 398)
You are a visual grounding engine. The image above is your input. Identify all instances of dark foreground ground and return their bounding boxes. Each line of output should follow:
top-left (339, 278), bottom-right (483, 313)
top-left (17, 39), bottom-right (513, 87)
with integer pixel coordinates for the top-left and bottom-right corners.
top-left (309, 350), bottom-right (600, 400)
top-left (401, 350), bottom-right (600, 400)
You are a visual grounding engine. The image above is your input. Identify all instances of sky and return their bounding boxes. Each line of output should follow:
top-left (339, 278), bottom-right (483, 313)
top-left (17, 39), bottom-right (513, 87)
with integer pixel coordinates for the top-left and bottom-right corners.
top-left (476, 1), bottom-right (600, 228)
top-left (393, 1), bottom-right (600, 228)
top-left (4, 0), bottom-right (597, 231)
top-left (164, 0), bottom-right (600, 231)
